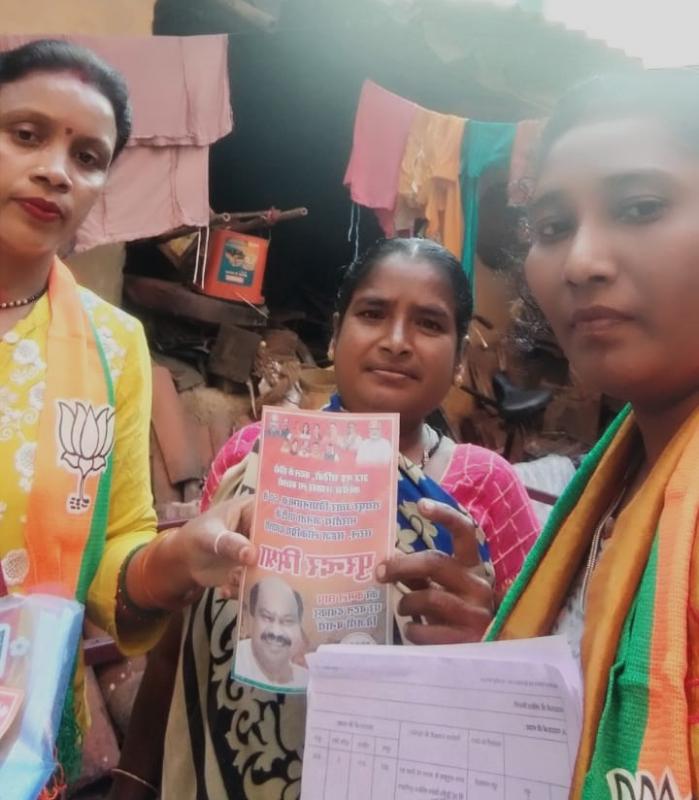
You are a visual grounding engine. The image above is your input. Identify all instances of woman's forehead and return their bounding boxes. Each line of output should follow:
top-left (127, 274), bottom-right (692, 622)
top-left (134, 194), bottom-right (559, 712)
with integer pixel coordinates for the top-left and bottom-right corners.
top-left (353, 256), bottom-right (453, 301)
top-left (0, 70), bottom-right (116, 138)
top-left (535, 116), bottom-right (695, 195)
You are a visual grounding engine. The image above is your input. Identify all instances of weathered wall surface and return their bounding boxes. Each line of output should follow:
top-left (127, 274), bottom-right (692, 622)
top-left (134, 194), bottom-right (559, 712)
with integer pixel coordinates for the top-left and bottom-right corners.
top-left (0, 0), bottom-right (155, 35)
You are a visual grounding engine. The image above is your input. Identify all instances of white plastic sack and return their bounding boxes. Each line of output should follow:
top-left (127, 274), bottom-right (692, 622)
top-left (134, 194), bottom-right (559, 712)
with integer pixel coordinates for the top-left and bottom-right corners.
top-left (0, 593), bottom-right (83, 800)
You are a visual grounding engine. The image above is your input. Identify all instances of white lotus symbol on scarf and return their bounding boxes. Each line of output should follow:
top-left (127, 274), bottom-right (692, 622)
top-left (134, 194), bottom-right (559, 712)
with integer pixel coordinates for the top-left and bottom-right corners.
top-left (56, 400), bottom-right (115, 513)
top-left (607, 768), bottom-right (690, 800)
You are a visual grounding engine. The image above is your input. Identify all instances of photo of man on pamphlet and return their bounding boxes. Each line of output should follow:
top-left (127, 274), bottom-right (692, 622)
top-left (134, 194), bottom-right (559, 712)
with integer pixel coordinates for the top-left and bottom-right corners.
top-left (235, 576), bottom-right (309, 690)
top-left (355, 419), bottom-right (393, 466)
top-left (233, 406), bottom-right (399, 693)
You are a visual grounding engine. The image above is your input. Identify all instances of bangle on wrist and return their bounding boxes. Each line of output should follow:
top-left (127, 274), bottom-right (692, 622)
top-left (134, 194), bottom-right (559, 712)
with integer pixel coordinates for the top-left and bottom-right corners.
top-left (124, 529), bottom-right (202, 613)
top-left (117, 545), bottom-right (167, 621)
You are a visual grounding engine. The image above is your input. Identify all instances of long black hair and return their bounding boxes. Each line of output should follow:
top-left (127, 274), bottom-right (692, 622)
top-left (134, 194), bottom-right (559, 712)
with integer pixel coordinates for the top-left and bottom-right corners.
top-left (336, 237), bottom-right (473, 344)
top-left (0, 39), bottom-right (132, 159)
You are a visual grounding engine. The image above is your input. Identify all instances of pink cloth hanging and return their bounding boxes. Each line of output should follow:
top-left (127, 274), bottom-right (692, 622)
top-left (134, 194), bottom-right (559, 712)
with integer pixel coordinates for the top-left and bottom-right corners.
top-left (77, 146), bottom-right (210, 251)
top-left (344, 80), bottom-right (417, 236)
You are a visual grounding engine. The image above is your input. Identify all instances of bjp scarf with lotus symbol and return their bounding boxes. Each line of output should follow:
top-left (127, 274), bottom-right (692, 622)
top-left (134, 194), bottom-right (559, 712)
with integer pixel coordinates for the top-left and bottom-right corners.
top-left (489, 407), bottom-right (699, 799)
top-left (22, 259), bottom-right (116, 786)
top-left (22, 259), bottom-right (115, 598)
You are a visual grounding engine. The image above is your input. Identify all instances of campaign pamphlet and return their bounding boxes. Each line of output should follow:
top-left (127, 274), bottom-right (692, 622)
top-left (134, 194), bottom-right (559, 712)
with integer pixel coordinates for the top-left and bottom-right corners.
top-left (232, 406), bottom-right (399, 693)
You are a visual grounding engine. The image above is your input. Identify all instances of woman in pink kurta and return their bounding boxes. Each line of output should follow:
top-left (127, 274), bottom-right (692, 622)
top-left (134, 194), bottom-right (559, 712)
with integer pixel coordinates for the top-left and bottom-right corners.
top-left (120, 238), bottom-right (539, 800)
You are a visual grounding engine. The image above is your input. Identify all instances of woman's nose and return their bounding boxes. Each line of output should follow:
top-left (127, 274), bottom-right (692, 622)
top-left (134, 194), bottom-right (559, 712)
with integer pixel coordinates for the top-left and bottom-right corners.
top-left (30, 149), bottom-right (72, 193)
top-left (380, 318), bottom-right (411, 354)
top-left (563, 221), bottom-right (618, 287)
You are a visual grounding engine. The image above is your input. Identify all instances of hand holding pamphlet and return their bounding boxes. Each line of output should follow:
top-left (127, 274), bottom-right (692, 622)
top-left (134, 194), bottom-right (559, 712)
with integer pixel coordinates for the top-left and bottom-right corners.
top-left (233, 407), bottom-right (399, 693)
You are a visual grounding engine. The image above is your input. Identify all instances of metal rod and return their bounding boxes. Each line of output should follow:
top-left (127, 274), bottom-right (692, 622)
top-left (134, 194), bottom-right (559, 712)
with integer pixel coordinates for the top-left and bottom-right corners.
top-left (154, 207), bottom-right (308, 245)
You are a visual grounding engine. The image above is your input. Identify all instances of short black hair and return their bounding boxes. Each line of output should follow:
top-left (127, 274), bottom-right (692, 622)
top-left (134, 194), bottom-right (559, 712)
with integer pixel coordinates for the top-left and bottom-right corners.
top-left (249, 580), bottom-right (304, 621)
top-left (537, 69), bottom-right (699, 173)
top-left (336, 237), bottom-right (473, 345)
top-left (0, 39), bottom-right (132, 160)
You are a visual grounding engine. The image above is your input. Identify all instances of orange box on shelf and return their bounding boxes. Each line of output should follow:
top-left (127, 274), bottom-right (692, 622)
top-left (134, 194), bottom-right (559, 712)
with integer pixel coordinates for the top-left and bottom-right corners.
top-left (201, 229), bottom-right (268, 305)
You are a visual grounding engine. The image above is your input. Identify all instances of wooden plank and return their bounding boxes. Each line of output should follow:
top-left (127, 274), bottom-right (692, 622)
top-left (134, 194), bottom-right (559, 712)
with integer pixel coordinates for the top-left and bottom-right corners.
top-left (124, 275), bottom-right (268, 328)
top-left (151, 365), bottom-right (202, 485)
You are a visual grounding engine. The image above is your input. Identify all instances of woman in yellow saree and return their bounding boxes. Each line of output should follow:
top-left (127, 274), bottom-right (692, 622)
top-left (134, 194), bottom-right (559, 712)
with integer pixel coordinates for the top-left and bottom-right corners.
top-left (0, 39), bottom-right (257, 795)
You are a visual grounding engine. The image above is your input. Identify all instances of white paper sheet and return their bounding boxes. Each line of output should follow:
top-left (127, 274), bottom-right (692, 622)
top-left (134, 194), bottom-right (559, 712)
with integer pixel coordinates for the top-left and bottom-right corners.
top-left (301, 637), bottom-right (582, 800)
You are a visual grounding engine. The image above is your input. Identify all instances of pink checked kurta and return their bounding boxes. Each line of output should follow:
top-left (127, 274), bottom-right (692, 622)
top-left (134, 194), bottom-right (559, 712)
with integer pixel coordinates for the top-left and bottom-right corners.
top-left (202, 423), bottom-right (539, 595)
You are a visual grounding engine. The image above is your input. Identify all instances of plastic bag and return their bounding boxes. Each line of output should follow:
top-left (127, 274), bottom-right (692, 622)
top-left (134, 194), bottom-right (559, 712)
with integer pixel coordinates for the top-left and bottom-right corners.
top-left (0, 593), bottom-right (84, 800)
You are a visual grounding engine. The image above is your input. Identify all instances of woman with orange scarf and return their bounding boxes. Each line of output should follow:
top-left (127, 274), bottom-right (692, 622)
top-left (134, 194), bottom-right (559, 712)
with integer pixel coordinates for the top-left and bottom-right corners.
top-left (489, 71), bottom-right (699, 798)
top-left (0, 40), bottom-right (256, 793)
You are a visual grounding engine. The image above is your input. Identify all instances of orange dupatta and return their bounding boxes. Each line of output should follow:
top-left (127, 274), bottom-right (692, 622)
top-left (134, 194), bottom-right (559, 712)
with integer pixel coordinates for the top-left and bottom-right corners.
top-left (22, 258), bottom-right (115, 599)
top-left (18, 258), bottom-right (116, 785)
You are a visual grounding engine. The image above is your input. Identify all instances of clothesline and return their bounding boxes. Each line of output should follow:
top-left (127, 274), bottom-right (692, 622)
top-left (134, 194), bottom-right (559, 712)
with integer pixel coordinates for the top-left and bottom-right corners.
top-left (343, 79), bottom-right (544, 287)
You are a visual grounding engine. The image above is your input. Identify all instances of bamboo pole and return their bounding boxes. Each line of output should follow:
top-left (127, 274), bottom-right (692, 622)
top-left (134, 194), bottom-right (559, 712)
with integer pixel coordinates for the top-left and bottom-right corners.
top-left (153, 207), bottom-right (308, 245)
top-left (210, 207), bottom-right (308, 226)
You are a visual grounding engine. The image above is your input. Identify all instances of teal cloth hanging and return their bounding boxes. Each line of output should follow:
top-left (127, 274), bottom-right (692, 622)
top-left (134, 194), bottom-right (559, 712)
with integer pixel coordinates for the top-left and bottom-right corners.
top-left (460, 121), bottom-right (516, 289)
